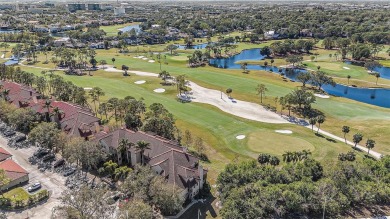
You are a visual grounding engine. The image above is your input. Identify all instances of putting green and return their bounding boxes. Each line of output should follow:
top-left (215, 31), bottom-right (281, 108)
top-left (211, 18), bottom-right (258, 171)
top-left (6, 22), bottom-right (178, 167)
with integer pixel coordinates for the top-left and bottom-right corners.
top-left (247, 131), bottom-right (315, 155)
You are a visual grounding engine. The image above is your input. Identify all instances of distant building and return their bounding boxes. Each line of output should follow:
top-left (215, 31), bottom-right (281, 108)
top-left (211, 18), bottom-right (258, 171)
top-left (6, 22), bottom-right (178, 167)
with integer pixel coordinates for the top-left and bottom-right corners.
top-left (68, 3), bottom-right (86, 12)
top-left (125, 7), bottom-right (135, 13)
top-left (114, 7), bottom-right (125, 16)
top-left (264, 30), bottom-right (280, 39)
top-left (87, 3), bottom-right (101, 11)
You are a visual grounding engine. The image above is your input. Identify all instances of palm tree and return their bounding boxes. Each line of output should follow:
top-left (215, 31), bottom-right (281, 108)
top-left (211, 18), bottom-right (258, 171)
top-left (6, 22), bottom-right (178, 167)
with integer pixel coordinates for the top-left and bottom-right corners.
top-left (309, 117), bottom-right (317, 131)
top-left (316, 115), bottom-right (325, 133)
top-left (136, 140), bottom-right (150, 165)
top-left (2, 89), bottom-right (9, 101)
top-left (375, 73), bottom-right (380, 85)
top-left (50, 106), bottom-right (63, 123)
top-left (264, 61), bottom-right (268, 71)
top-left (269, 156), bottom-right (280, 166)
top-left (282, 151), bottom-right (293, 163)
top-left (42, 99), bottom-right (52, 122)
top-left (256, 84), bottom-right (268, 104)
top-left (347, 75), bottom-right (351, 85)
top-left (257, 153), bottom-right (270, 165)
top-left (159, 70), bottom-right (170, 84)
top-left (98, 102), bottom-right (108, 120)
top-left (342, 126), bottom-right (350, 144)
top-left (365, 139), bottom-right (375, 155)
top-left (112, 58), bottom-right (115, 65)
top-left (241, 62), bottom-right (248, 73)
top-left (118, 138), bottom-right (133, 164)
top-left (352, 133), bottom-right (363, 149)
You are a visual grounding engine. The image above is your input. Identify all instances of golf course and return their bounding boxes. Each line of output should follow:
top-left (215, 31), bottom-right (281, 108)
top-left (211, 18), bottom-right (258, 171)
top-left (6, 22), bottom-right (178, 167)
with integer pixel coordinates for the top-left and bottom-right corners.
top-left (8, 39), bottom-right (389, 183)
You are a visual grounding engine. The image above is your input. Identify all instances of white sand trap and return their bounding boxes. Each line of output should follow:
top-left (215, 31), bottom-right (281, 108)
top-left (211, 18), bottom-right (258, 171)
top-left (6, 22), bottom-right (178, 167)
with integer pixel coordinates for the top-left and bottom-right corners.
top-left (314, 94), bottom-right (330, 99)
top-left (1, 54), bottom-right (4, 59)
top-left (142, 58), bottom-right (148, 60)
top-left (148, 60), bottom-right (155, 63)
top-left (138, 56), bottom-right (144, 58)
top-left (153, 88), bottom-right (165, 93)
top-left (275, 130), bottom-right (293, 134)
top-left (134, 80), bottom-right (146, 84)
top-left (343, 67), bottom-right (350, 70)
top-left (236, 135), bottom-right (246, 140)
top-left (84, 87), bottom-right (92, 90)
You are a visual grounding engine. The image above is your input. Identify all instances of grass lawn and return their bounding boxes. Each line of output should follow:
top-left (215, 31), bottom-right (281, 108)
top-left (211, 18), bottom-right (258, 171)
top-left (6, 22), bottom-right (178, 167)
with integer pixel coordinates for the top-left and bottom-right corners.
top-left (21, 65), bottom-right (364, 183)
top-left (3, 187), bottom-right (29, 202)
top-left (17, 41), bottom-right (390, 181)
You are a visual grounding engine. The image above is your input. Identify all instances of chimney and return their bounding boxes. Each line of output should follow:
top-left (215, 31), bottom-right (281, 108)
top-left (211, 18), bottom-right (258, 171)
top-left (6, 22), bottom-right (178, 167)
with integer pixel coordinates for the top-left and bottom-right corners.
top-left (198, 164), bottom-right (204, 190)
top-left (29, 90), bottom-right (32, 96)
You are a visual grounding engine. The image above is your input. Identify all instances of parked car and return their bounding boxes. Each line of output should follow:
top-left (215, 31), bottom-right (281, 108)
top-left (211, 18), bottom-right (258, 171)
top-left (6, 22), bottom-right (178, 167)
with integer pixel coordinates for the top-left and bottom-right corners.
top-left (4, 130), bottom-right (16, 137)
top-left (27, 182), bottom-right (41, 192)
top-left (42, 154), bottom-right (55, 162)
top-left (53, 159), bottom-right (65, 168)
top-left (13, 134), bottom-right (26, 142)
top-left (35, 149), bottom-right (49, 158)
top-left (63, 168), bottom-right (76, 176)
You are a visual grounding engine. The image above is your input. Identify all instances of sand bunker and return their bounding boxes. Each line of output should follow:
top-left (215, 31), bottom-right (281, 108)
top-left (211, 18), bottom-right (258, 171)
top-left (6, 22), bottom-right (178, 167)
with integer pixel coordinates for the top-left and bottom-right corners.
top-left (134, 80), bottom-right (146, 84)
top-left (84, 87), bottom-right (92, 90)
top-left (275, 130), bottom-right (293, 134)
top-left (314, 94), bottom-right (330, 99)
top-left (343, 67), bottom-right (350, 70)
top-left (142, 58), bottom-right (148, 60)
top-left (153, 88), bottom-right (165, 93)
top-left (148, 60), bottom-right (155, 63)
top-left (236, 135), bottom-right (246, 140)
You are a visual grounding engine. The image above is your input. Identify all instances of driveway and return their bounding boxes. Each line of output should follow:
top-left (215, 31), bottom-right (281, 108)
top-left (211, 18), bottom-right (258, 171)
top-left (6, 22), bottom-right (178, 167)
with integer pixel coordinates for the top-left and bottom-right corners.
top-left (0, 137), bottom-right (67, 219)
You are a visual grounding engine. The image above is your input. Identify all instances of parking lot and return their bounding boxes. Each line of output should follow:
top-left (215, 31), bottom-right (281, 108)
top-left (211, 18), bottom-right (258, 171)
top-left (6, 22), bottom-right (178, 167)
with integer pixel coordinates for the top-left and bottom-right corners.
top-left (0, 131), bottom-right (67, 219)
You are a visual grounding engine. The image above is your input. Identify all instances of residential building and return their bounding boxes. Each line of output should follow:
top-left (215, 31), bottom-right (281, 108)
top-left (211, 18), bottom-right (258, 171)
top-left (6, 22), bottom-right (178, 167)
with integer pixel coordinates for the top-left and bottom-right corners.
top-left (264, 30), bottom-right (280, 39)
top-left (0, 147), bottom-right (12, 162)
top-left (0, 80), bottom-right (99, 139)
top-left (96, 128), bottom-right (207, 200)
top-left (0, 154), bottom-right (29, 191)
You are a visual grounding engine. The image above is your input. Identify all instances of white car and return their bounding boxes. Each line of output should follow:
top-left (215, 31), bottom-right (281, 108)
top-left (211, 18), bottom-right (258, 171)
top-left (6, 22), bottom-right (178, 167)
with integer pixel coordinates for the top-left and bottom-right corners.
top-left (27, 182), bottom-right (41, 192)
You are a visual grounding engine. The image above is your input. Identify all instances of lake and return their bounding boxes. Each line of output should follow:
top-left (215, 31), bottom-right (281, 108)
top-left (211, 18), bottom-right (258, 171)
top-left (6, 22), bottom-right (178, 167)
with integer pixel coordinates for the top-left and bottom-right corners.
top-left (176, 43), bottom-right (209, 50)
top-left (210, 48), bottom-right (390, 108)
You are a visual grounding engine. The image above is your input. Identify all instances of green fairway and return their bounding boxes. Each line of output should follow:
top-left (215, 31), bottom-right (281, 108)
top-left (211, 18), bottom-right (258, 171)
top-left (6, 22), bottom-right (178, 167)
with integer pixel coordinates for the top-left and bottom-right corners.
top-left (17, 40), bottom-right (390, 181)
top-left (21, 65), bottom-right (366, 182)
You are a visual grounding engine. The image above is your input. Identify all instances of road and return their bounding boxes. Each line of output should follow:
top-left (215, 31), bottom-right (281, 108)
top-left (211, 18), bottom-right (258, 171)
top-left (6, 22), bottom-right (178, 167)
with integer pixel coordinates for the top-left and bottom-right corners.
top-left (0, 137), bottom-right (67, 219)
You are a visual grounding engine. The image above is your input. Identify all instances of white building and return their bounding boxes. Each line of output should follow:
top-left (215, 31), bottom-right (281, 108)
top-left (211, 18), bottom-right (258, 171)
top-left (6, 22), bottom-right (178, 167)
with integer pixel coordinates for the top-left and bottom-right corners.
top-left (114, 7), bottom-right (125, 16)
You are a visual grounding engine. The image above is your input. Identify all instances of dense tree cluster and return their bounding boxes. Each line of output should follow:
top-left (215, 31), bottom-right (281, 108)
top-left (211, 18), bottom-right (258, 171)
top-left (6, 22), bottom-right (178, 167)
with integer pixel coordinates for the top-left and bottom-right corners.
top-left (217, 156), bottom-right (390, 218)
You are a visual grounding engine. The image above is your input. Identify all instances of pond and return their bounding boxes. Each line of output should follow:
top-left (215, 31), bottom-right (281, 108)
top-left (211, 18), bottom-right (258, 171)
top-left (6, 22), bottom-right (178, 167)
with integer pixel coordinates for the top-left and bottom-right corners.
top-left (374, 66), bottom-right (390, 80)
top-left (119, 24), bottom-right (141, 33)
top-left (344, 60), bottom-right (390, 80)
top-left (176, 43), bottom-right (209, 50)
top-left (210, 48), bottom-right (390, 108)
top-left (4, 59), bottom-right (18, 66)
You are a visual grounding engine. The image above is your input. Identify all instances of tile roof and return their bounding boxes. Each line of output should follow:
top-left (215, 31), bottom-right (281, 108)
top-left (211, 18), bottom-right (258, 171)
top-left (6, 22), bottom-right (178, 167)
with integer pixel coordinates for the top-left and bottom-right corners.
top-left (0, 147), bottom-right (12, 162)
top-left (0, 159), bottom-right (28, 181)
top-left (96, 128), bottom-right (206, 190)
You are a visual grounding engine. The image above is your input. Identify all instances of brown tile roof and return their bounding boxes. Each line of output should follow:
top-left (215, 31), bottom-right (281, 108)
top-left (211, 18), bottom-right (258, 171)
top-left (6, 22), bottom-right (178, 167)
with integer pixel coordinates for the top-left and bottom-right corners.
top-left (0, 81), bottom-right (40, 107)
top-left (0, 147), bottom-right (12, 162)
top-left (96, 128), bottom-right (206, 190)
top-left (0, 159), bottom-right (28, 181)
